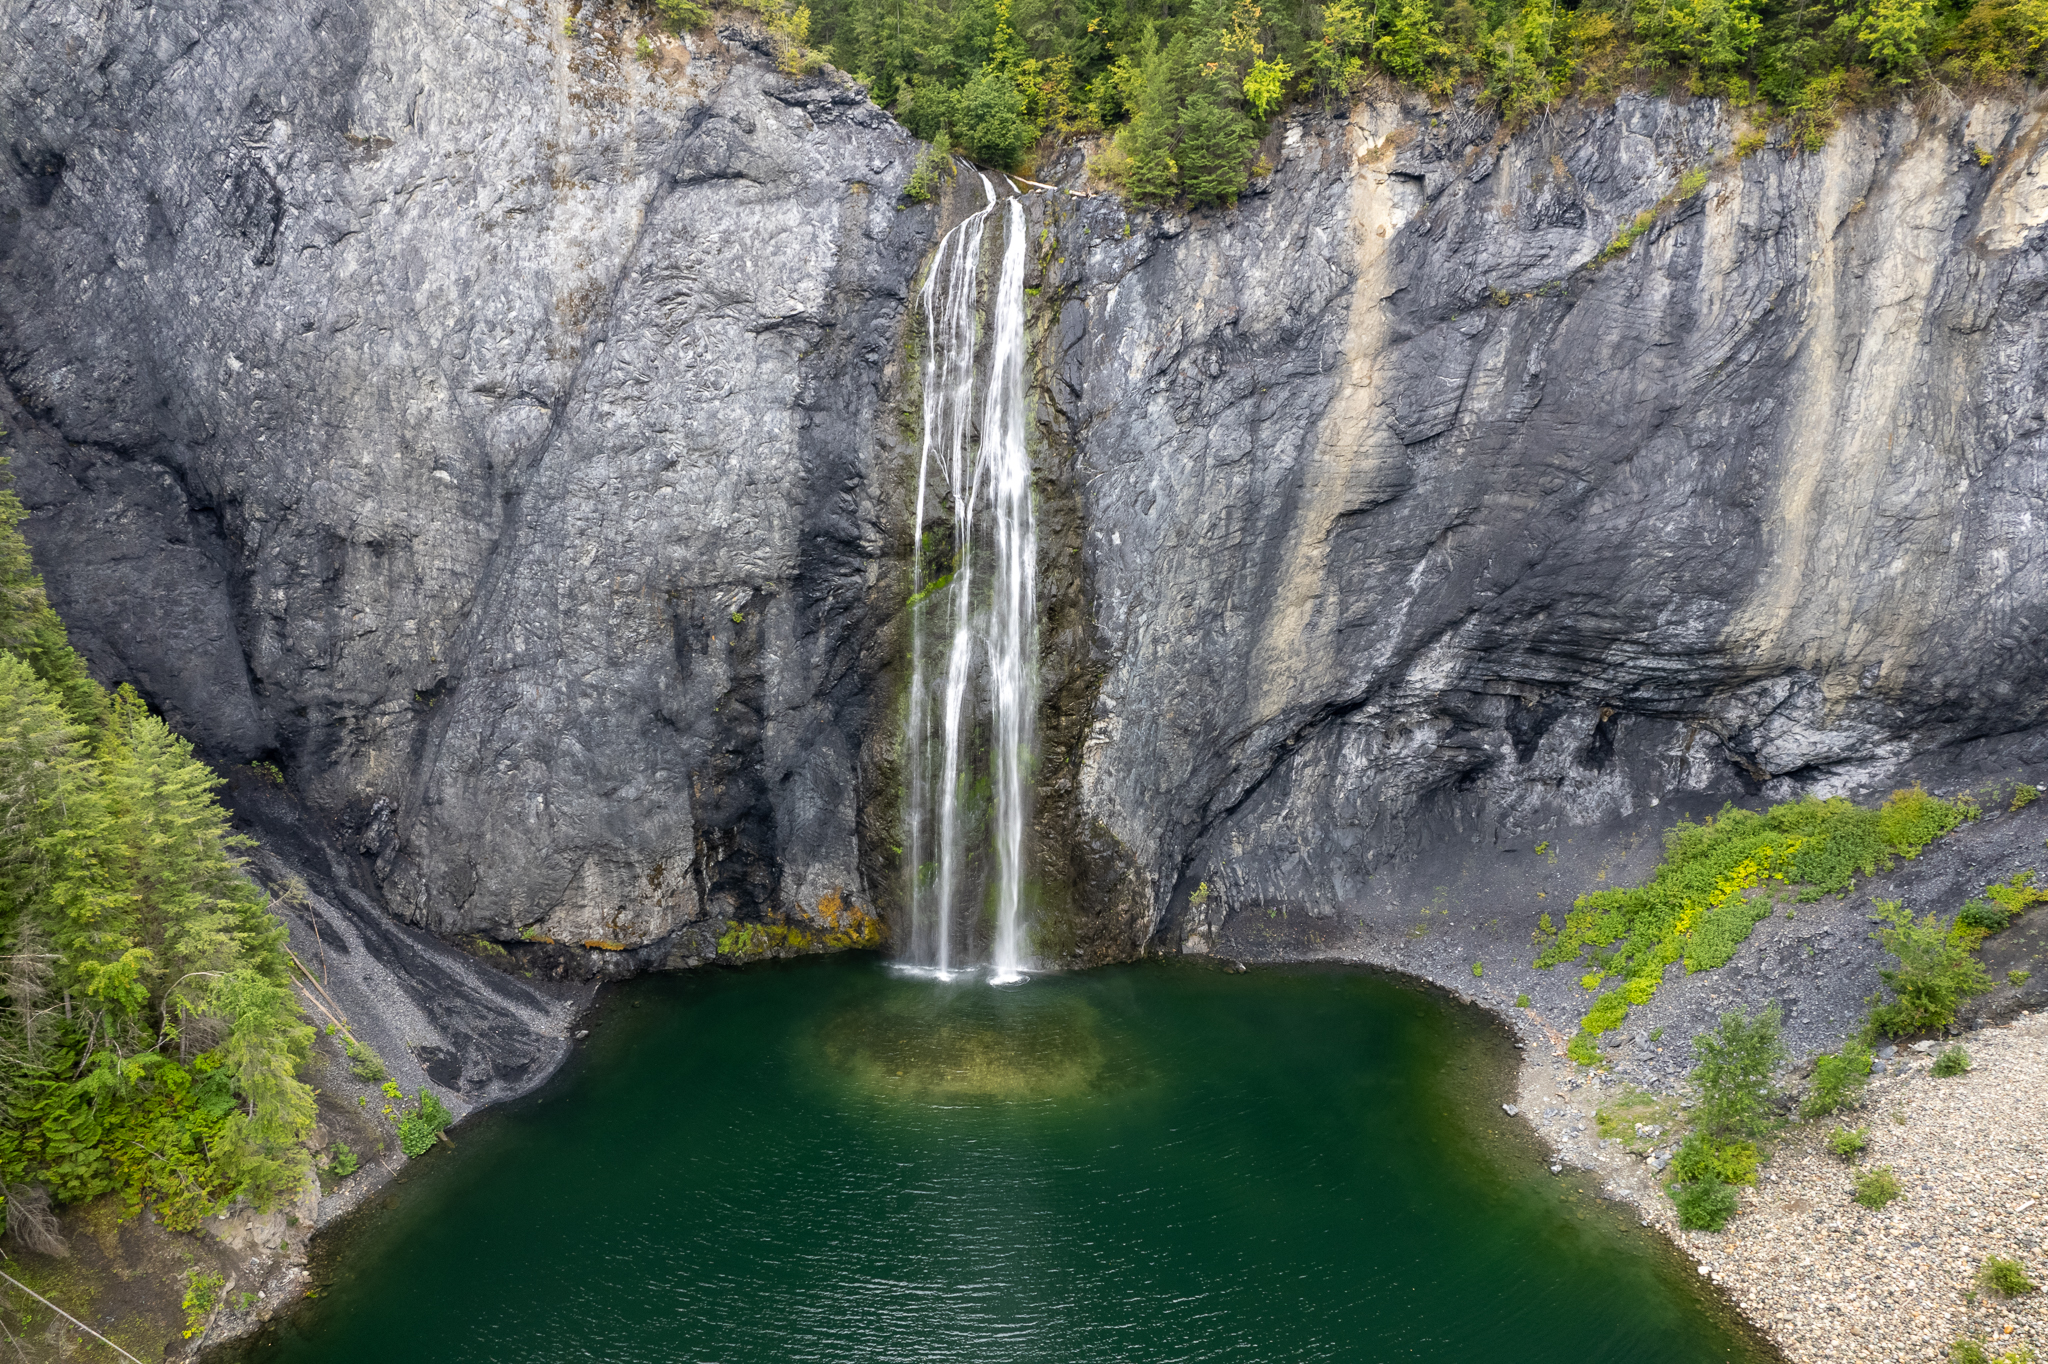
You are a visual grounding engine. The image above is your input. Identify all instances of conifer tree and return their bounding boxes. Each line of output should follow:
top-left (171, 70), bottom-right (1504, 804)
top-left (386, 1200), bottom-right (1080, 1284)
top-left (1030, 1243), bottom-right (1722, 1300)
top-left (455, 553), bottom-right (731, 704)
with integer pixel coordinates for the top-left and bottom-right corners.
top-left (1119, 26), bottom-right (1181, 201)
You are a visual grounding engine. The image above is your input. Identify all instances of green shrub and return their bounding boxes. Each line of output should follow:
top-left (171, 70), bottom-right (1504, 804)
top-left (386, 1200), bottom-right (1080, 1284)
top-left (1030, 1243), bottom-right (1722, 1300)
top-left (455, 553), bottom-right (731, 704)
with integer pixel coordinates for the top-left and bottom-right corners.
top-left (655, 0), bottom-right (710, 31)
top-left (398, 1090), bottom-right (454, 1158)
top-left (1471, 961), bottom-right (1484, 978)
top-left (2013, 784), bottom-right (2039, 812)
top-left (182, 1269), bottom-right (226, 1338)
top-left (1689, 1004), bottom-right (1785, 1139)
top-left (346, 1037), bottom-right (388, 1082)
top-left (329, 1141), bottom-right (359, 1178)
top-left (1567, 1031), bottom-right (1604, 1066)
top-left (1671, 1177), bottom-right (1740, 1230)
top-left (1827, 1125), bottom-right (1869, 1160)
top-left (1515, 993), bottom-right (1531, 1008)
top-left (1979, 1255), bottom-right (2037, 1298)
top-left (1852, 1165), bottom-right (1902, 1209)
top-left (1870, 910), bottom-right (1993, 1036)
top-left (2012, 970), bottom-right (2032, 987)
top-left (1952, 1342), bottom-right (1991, 1364)
top-left (1802, 1044), bottom-right (1872, 1116)
top-left (1671, 1131), bottom-right (1761, 1185)
top-left (1932, 1045), bottom-right (1971, 1077)
top-left (1957, 898), bottom-right (2012, 934)
top-left (903, 132), bottom-right (953, 203)
top-left (1678, 165), bottom-right (1709, 197)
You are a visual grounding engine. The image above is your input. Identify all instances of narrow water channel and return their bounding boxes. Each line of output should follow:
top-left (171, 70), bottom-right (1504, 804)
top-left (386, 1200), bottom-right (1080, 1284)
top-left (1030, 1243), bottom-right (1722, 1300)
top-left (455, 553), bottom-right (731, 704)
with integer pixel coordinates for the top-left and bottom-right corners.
top-left (232, 957), bottom-right (1777, 1363)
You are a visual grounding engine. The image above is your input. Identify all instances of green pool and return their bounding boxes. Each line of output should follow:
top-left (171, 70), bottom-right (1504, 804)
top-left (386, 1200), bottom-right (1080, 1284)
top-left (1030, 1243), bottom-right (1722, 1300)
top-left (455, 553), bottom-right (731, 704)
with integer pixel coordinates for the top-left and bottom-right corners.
top-left (231, 956), bottom-right (1776, 1363)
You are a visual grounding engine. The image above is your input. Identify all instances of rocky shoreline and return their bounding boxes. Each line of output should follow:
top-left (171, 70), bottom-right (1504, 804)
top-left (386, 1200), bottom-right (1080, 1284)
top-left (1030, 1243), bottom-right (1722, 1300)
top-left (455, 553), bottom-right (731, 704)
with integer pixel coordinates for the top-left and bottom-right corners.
top-left (1511, 1011), bottom-right (2046, 1364)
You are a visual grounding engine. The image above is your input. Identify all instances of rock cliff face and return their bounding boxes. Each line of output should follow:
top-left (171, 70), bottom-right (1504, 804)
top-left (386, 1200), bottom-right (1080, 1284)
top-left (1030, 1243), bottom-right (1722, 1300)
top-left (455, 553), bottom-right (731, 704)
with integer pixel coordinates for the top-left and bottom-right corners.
top-left (4, 0), bottom-right (2046, 984)
top-left (1032, 93), bottom-right (2048, 952)
top-left (2, 0), bottom-right (928, 968)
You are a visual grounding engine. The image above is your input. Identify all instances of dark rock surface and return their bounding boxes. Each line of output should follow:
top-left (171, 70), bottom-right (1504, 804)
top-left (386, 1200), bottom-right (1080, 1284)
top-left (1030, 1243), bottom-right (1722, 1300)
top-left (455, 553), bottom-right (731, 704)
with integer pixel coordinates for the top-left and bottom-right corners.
top-left (1027, 92), bottom-right (2048, 961)
top-left (4, 0), bottom-right (2046, 1023)
top-left (2, 2), bottom-right (929, 970)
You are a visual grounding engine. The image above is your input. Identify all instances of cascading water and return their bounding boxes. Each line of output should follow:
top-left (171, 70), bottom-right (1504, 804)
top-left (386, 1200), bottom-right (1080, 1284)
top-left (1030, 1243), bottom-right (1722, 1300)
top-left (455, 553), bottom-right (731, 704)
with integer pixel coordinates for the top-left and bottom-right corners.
top-left (903, 178), bottom-right (1038, 985)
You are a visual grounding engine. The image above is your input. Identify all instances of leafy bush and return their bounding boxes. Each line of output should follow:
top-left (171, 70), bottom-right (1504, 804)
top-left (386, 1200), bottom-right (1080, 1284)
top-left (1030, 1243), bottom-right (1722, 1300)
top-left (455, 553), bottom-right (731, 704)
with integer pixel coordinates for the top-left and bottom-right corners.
top-left (182, 1269), bottom-right (226, 1338)
top-left (1802, 1044), bottom-right (1872, 1116)
top-left (1956, 898), bottom-right (2012, 935)
top-left (329, 1141), bottom-right (359, 1178)
top-left (2013, 784), bottom-right (2040, 812)
top-left (1566, 1031), bottom-right (1604, 1067)
top-left (1827, 1126), bottom-right (1869, 1160)
top-left (1515, 993), bottom-right (1530, 1008)
top-left (1979, 1255), bottom-right (2036, 1297)
top-left (1870, 910), bottom-right (1993, 1036)
top-left (1932, 1045), bottom-right (1971, 1077)
top-left (1852, 1165), bottom-right (1902, 1209)
top-left (398, 1089), bottom-right (454, 1158)
top-left (903, 132), bottom-right (953, 203)
top-left (1671, 1177), bottom-right (1740, 1230)
top-left (1671, 1131), bottom-right (1761, 1185)
top-left (2013, 970), bottom-right (2033, 987)
top-left (1471, 961), bottom-right (1484, 978)
top-left (1689, 1004), bottom-right (1786, 1139)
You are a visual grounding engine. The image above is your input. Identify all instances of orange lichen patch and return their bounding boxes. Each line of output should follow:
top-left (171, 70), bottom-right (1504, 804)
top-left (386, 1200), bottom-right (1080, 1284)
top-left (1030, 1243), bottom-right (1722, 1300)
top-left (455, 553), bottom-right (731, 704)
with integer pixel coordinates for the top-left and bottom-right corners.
top-left (813, 887), bottom-right (886, 949)
top-left (582, 939), bottom-right (627, 951)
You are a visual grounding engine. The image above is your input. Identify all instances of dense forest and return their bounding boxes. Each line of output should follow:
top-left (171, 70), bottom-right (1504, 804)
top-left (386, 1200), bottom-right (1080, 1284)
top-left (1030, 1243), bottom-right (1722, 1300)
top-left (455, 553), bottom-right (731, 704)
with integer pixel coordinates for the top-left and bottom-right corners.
top-left (0, 457), bottom-right (312, 1251)
top-left (690, 0), bottom-right (2048, 203)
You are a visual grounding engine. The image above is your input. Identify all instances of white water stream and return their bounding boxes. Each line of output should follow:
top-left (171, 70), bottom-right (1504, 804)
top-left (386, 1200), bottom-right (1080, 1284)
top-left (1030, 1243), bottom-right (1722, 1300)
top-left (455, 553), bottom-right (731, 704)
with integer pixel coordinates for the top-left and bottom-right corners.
top-left (904, 178), bottom-right (1037, 984)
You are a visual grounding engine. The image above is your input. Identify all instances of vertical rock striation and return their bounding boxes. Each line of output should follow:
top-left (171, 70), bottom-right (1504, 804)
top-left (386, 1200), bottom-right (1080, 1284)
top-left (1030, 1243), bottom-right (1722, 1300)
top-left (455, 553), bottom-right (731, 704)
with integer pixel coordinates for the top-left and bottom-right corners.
top-left (1031, 93), bottom-right (2048, 952)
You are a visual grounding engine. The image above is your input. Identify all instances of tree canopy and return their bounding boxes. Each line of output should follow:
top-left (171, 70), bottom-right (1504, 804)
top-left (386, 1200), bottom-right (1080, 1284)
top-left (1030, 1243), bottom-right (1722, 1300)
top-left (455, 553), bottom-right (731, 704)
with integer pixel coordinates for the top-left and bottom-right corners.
top-left (0, 459), bottom-right (312, 1237)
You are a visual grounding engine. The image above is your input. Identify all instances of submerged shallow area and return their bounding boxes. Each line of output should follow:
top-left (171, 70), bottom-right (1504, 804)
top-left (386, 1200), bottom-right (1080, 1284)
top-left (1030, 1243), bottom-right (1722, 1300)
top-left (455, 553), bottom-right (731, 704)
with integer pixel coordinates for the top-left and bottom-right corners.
top-left (234, 956), bottom-right (1775, 1363)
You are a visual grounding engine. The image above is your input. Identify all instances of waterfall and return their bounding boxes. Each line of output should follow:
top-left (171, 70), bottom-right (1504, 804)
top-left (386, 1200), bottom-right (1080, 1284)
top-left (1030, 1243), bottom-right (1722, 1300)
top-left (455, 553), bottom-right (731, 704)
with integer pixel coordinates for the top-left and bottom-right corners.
top-left (904, 181), bottom-right (1038, 984)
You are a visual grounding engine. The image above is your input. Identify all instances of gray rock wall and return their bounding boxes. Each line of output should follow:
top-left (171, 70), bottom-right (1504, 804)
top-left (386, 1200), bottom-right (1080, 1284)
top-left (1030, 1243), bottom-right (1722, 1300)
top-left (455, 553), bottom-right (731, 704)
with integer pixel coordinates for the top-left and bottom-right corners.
top-left (1032, 93), bottom-right (2048, 953)
top-left (4, 0), bottom-right (2045, 973)
top-left (2, 0), bottom-right (928, 955)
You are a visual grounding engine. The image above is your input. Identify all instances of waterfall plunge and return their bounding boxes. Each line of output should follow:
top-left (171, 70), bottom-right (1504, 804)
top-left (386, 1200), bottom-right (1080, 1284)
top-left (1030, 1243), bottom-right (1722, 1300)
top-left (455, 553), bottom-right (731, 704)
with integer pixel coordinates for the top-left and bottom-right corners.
top-left (904, 182), bottom-right (1037, 985)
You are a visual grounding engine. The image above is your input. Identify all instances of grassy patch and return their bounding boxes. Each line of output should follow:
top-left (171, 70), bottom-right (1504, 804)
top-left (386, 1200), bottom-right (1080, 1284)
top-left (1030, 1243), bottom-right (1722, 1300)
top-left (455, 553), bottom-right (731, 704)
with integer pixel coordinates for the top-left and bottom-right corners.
top-left (1537, 790), bottom-right (1967, 1042)
top-left (1594, 1086), bottom-right (1678, 1151)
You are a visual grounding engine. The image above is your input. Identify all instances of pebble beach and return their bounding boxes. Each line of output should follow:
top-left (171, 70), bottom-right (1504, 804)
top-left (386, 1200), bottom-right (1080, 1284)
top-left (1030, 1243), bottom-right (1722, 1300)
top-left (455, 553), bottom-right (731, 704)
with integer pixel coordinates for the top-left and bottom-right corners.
top-left (1519, 1010), bottom-right (2046, 1363)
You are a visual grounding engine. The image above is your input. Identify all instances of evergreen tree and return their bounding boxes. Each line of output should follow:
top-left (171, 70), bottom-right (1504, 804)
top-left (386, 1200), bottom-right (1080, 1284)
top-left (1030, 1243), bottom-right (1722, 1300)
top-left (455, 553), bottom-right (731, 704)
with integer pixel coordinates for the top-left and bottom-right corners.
top-left (0, 479), bottom-right (315, 1223)
top-left (1118, 26), bottom-right (1181, 201)
top-left (1175, 88), bottom-right (1256, 203)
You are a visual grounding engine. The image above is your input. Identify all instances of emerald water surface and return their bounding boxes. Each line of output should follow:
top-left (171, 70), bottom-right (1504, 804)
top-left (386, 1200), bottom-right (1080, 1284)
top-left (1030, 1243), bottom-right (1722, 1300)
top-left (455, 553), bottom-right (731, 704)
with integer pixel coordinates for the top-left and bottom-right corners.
top-left (238, 957), bottom-right (1775, 1363)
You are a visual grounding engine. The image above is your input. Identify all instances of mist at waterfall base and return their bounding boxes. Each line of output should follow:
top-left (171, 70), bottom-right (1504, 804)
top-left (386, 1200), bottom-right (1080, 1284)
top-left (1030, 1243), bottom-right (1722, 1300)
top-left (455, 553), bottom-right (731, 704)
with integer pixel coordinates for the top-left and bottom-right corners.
top-left (236, 958), bottom-right (1774, 1364)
